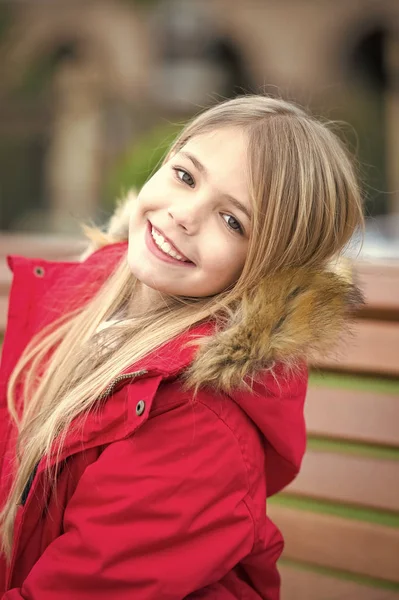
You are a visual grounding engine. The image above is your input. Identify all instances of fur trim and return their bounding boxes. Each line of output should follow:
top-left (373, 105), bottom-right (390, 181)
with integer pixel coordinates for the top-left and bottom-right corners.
top-left (188, 266), bottom-right (363, 392)
top-left (84, 191), bottom-right (365, 391)
top-left (79, 191), bottom-right (136, 260)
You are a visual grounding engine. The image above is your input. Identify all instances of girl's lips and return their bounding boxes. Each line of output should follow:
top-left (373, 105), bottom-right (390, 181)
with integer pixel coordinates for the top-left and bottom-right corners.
top-left (151, 223), bottom-right (191, 261)
top-left (145, 222), bottom-right (195, 267)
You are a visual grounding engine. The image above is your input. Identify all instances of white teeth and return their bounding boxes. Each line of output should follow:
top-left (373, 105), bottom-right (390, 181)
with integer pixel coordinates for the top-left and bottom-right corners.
top-left (151, 227), bottom-right (187, 262)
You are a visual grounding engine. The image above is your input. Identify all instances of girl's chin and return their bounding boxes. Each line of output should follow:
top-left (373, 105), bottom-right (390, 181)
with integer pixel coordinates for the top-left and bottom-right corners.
top-left (127, 267), bottom-right (189, 294)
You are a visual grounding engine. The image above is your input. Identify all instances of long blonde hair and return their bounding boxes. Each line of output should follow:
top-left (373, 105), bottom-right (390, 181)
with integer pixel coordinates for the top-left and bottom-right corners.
top-left (0, 95), bottom-right (364, 556)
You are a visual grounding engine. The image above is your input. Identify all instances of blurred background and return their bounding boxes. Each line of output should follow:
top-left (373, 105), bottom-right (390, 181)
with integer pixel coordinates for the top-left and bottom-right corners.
top-left (0, 0), bottom-right (399, 256)
top-left (0, 2), bottom-right (399, 599)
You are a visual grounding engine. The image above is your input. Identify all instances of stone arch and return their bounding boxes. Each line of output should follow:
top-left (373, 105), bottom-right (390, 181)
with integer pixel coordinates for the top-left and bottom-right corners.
top-left (0, 1), bottom-right (150, 232)
top-left (1, 1), bottom-right (150, 101)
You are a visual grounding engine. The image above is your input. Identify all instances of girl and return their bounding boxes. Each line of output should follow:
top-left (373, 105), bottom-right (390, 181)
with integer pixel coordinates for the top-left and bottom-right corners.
top-left (0, 96), bottom-right (364, 599)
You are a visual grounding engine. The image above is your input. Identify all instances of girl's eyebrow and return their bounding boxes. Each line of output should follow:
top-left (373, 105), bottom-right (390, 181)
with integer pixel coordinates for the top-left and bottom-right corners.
top-left (179, 150), bottom-right (252, 220)
top-left (180, 150), bottom-right (206, 175)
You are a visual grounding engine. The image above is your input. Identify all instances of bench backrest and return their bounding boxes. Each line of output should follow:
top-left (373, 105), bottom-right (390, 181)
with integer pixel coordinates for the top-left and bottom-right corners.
top-left (271, 261), bottom-right (399, 599)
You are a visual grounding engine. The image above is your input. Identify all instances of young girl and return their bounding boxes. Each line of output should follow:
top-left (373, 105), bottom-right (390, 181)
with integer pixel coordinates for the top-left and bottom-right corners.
top-left (0, 95), bottom-right (364, 599)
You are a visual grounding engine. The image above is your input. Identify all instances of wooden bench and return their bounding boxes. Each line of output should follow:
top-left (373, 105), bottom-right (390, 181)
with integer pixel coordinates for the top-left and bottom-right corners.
top-left (1, 234), bottom-right (399, 599)
top-left (270, 261), bottom-right (399, 599)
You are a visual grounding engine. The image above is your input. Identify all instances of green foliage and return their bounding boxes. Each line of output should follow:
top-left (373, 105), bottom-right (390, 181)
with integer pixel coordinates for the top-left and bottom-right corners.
top-left (13, 56), bottom-right (57, 99)
top-left (330, 85), bottom-right (387, 216)
top-left (0, 4), bottom-right (11, 41)
top-left (103, 121), bottom-right (183, 209)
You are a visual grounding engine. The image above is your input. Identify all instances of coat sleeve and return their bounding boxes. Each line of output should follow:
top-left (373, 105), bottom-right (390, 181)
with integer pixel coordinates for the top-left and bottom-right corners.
top-left (3, 400), bottom-right (257, 600)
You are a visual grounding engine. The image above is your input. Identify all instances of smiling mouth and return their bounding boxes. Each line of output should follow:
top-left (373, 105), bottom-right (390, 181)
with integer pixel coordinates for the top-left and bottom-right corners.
top-left (146, 222), bottom-right (194, 266)
top-left (151, 226), bottom-right (189, 261)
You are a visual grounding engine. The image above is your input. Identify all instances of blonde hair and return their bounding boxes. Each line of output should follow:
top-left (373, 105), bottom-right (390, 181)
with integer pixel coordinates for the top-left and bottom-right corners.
top-left (0, 95), bottom-right (364, 556)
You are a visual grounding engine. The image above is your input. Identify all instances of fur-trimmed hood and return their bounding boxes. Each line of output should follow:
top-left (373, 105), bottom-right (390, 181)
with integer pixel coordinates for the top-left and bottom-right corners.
top-left (83, 191), bottom-right (364, 391)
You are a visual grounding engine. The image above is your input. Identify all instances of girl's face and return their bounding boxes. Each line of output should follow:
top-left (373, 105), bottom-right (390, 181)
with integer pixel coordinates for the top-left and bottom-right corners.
top-left (128, 127), bottom-right (251, 298)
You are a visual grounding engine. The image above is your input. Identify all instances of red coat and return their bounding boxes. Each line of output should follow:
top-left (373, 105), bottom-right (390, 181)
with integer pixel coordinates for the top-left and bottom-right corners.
top-left (0, 242), bottom-right (308, 599)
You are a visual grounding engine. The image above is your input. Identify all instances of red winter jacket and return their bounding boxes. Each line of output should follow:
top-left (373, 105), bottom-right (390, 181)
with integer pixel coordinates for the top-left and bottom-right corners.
top-left (0, 242), bottom-right (310, 599)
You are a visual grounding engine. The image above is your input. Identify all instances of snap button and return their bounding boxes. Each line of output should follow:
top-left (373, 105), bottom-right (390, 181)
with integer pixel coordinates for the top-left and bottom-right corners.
top-left (34, 266), bottom-right (45, 277)
top-left (135, 400), bottom-right (146, 416)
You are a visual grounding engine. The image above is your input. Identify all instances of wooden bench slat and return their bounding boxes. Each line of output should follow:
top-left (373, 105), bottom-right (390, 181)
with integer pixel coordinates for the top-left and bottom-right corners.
top-left (314, 321), bottom-right (399, 377)
top-left (286, 450), bottom-right (399, 512)
top-left (0, 297), bottom-right (8, 332)
top-left (357, 261), bottom-right (399, 315)
top-left (305, 386), bottom-right (399, 447)
top-left (0, 265), bottom-right (11, 295)
top-left (280, 564), bottom-right (399, 600)
top-left (269, 505), bottom-right (399, 582)
top-left (0, 234), bottom-right (85, 258)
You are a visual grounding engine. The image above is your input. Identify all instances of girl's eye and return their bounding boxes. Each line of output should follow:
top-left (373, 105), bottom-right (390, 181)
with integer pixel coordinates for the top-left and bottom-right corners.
top-left (173, 167), bottom-right (195, 188)
top-left (222, 214), bottom-right (243, 234)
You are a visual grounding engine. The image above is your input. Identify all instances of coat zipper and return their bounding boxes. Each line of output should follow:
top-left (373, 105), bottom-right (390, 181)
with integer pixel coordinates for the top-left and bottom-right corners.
top-left (97, 369), bottom-right (148, 400)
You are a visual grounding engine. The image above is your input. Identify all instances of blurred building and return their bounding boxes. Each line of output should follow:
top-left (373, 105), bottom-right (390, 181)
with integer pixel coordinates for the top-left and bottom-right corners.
top-left (0, 0), bottom-right (398, 243)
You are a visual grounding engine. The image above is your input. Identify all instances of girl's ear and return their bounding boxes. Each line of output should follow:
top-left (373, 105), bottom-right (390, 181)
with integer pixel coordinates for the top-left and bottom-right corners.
top-left (79, 190), bottom-right (137, 261)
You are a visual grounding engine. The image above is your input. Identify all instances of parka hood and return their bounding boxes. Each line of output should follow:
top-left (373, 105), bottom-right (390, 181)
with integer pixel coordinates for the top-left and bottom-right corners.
top-left (82, 191), bottom-right (364, 494)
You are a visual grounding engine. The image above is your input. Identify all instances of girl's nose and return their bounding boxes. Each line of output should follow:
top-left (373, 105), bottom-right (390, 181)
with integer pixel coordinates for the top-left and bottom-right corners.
top-left (167, 203), bottom-right (203, 234)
